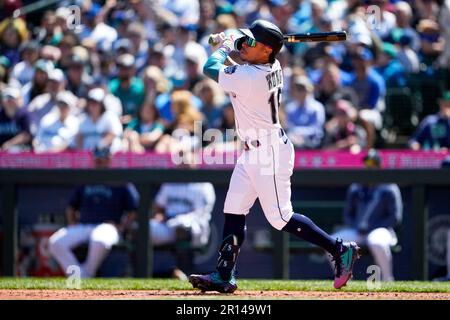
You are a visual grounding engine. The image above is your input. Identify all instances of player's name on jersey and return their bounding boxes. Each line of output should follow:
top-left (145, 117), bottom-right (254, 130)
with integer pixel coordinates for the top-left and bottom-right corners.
top-left (266, 69), bottom-right (282, 91)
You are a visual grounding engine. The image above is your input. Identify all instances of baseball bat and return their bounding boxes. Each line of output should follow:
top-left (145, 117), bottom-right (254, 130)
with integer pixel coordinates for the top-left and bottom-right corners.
top-left (208, 30), bottom-right (347, 47)
top-left (283, 31), bottom-right (347, 43)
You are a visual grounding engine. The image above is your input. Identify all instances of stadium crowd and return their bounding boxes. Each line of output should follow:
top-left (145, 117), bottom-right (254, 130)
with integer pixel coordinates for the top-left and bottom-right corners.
top-left (0, 0), bottom-right (449, 156)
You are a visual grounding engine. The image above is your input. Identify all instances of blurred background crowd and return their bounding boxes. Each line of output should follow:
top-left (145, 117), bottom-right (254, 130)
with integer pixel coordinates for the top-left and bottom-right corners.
top-left (0, 0), bottom-right (449, 156)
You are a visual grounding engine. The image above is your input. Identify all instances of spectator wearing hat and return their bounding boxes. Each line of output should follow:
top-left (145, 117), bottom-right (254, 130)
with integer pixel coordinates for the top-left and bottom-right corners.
top-left (66, 54), bottom-right (93, 99)
top-left (125, 22), bottom-right (149, 74)
top-left (0, 87), bottom-right (31, 151)
top-left (330, 149), bottom-right (403, 282)
top-left (49, 146), bottom-right (139, 278)
top-left (33, 91), bottom-right (79, 153)
top-left (27, 68), bottom-right (67, 135)
top-left (108, 53), bottom-right (145, 125)
top-left (9, 41), bottom-right (40, 87)
top-left (56, 33), bottom-right (79, 70)
top-left (40, 45), bottom-right (62, 65)
top-left (76, 88), bottom-right (123, 153)
top-left (394, 1), bottom-right (421, 52)
top-left (409, 90), bottom-right (450, 151)
top-left (284, 75), bottom-right (325, 149)
top-left (395, 31), bottom-right (421, 74)
top-left (375, 42), bottom-right (406, 87)
top-left (348, 47), bottom-right (386, 131)
top-left (416, 19), bottom-right (444, 66)
top-left (22, 59), bottom-right (54, 106)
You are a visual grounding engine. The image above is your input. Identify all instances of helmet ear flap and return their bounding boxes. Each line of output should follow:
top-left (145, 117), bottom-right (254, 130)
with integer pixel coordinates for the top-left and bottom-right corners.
top-left (235, 37), bottom-right (245, 51)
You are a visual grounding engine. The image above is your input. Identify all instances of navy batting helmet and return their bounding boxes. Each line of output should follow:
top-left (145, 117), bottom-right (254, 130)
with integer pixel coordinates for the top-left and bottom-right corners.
top-left (235, 20), bottom-right (284, 59)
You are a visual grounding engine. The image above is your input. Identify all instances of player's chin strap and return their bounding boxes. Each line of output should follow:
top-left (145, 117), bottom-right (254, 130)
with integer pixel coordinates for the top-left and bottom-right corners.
top-left (217, 235), bottom-right (241, 281)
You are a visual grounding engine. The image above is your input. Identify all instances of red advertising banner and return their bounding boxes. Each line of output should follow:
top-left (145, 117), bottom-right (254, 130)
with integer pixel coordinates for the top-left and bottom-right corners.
top-left (0, 150), bottom-right (448, 169)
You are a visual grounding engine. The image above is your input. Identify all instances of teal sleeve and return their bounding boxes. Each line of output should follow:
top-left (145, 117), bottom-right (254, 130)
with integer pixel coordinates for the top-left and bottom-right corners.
top-left (203, 49), bottom-right (228, 82)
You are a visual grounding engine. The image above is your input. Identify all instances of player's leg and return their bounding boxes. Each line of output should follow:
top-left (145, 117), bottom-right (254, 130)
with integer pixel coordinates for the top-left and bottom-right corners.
top-left (251, 142), bottom-right (342, 256)
top-left (82, 223), bottom-right (119, 278)
top-left (189, 162), bottom-right (257, 293)
top-left (252, 140), bottom-right (359, 288)
top-left (366, 227), bottom-right (397, 281)
top-left (48, 224), bottom-right (92, 276)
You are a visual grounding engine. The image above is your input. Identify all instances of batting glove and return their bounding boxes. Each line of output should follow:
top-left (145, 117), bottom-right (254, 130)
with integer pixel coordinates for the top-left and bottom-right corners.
top-left (209, 32), bottom-right (235, 55)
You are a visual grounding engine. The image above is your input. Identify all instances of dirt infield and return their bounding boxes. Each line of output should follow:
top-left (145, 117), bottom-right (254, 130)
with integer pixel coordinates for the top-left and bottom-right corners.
top-left (0, 290), bottom-right (449, 300)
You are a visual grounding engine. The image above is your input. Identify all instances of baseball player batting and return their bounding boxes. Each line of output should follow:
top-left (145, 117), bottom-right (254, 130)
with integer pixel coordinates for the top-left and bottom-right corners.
top-left (189, 20), bottom-right (360, 294)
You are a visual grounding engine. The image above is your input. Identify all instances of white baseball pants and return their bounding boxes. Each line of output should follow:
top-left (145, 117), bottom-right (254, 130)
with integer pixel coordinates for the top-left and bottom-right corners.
top-left (48, 223), bottom-right (119, 278)
top-left (224, 131), bottom-right (295, 230)
top-left (332, 227), bottom-right (398, 281)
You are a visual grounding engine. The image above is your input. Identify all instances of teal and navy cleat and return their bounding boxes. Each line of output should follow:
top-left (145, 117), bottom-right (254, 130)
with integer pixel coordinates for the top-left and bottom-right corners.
top-left (333, 241), bottom-right (361, 289)
top-left (189, 271), bottom-right (237, 294)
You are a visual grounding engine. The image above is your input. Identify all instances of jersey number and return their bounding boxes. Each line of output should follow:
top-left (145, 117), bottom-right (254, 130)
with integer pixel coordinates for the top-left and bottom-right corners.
top-left (268, 88), bottom-right (281, 124)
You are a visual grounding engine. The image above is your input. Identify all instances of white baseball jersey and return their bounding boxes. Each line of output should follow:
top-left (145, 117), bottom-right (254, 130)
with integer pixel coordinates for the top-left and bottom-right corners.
top-left (35, 111), bottom-right (79, 152)
top-left (78, 111), bottom-right (123, 153)
top-left (155, 183), bottom-right (216, 247)
top-left (218, 60), bottom-right (283, 141)
top-left (218, 59), bottom-right (295, 230)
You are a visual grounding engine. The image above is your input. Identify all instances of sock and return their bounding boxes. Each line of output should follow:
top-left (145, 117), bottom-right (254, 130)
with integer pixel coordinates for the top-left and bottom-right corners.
top-left (282, 213), bottom-right (340, 257)
top-left (216, 214), bottom-right (246, 281)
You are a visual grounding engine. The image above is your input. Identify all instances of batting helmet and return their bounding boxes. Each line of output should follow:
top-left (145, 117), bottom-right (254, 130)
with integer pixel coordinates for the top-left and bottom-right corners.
top-left (235, 20), bottom-right (284, 59)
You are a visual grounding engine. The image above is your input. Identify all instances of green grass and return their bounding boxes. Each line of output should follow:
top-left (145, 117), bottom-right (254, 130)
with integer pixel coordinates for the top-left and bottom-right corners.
top-left (0, 278), bottom-right (449, 293)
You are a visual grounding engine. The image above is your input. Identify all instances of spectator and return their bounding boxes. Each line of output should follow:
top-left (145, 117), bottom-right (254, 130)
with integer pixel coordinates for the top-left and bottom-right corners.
top-left (66, 54), bottom-right (92, 99)
top-left (40, 45), bottom-right (62, 65)
top-left (438, 0), bottom-right (450, 69)
top-left (193, 78), bottom-right (225, 130)
top-left (368, 0), bottom-right (397, 39)
top-left (0, 18), bottom-right (28, 66)
top-left (284, 75), bottom-right (325, 149)
top-left (76, 88), bottom-right (123, 153)
top-left (323, 99), bottom-right (370, 152)
top-left (49, 147), bottom-right (139, 278)
top-left (27, 68), bottom-right (66, 135)
top-left (142, 65), bottom-right (169, 108)
top-left (155, 90), bottom-right (204, 154)
top-left (9, 41), bottom-right (40, 87)
top-left (33, 91), bottom-right (79, 153)
top-left (374, 42), bottom-right (406, 87)
top-left (108, 53), bottom-right (145, 125)
top-left (122, 102), bottom-right (165, 153)
top-left (331, 149), bottom-right (403, 281)
top-left (125, 22), bottom-right (149, 73)
top-left (349, 47), bottom-right (386, 131)
top-left (417, 19), bottom-right (445, 66)
top-left (408, 90), bottom-right (450, 151)
top-left (77, 2), bottom-right (118, 47)
top-left (396, 32), bottom-right (421, 74)
top-left (22, 59), bottom-right (53, 107)
top-left (394, 1), bottom-right (421, 51)
top-left (0, 86), bottom-right (31, 151)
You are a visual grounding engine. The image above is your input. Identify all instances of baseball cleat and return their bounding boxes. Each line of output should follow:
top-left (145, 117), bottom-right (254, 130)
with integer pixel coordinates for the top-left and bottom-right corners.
top-left (332, 241), bottom-right (361, 289)
top-left (189, 271), bottom-right (237, 294)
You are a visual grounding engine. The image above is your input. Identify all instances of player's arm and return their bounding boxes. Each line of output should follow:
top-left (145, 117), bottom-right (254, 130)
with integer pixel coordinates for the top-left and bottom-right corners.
top-left (203, 49), bottom-right (229, 82)
top-left (203, 33), bottom-right (236, 82)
